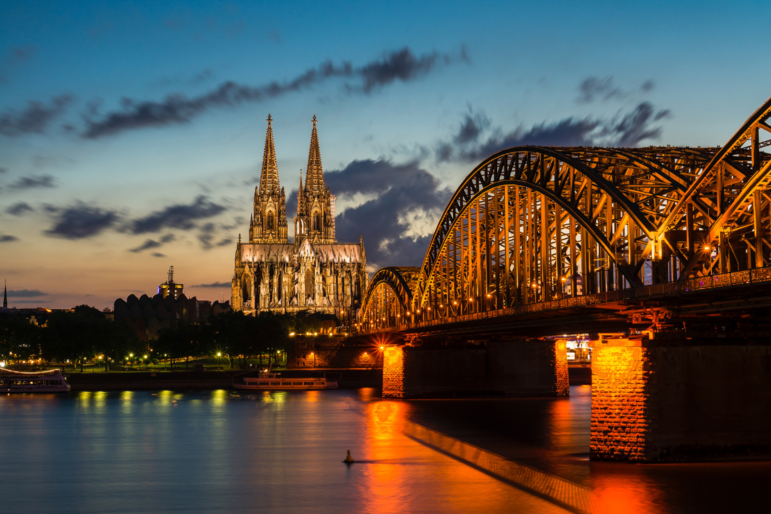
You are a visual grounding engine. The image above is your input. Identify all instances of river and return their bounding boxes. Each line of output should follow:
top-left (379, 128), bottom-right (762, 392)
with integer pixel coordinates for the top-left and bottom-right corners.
top-left (0, 386), bottom-right (768, 513)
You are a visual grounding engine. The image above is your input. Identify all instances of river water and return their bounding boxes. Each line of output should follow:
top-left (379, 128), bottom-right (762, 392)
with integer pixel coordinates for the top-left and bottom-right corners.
top-left (0, 386), bottom-right (768, 513)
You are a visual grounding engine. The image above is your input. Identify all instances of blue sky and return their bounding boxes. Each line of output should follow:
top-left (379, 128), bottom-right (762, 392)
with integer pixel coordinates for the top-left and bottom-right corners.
top-left (1, 0), bottom-right (770, 308)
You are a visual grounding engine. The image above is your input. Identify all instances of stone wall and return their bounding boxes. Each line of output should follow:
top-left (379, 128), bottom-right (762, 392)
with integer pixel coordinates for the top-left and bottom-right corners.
top-left (591, 339), bottom-right (771, 462)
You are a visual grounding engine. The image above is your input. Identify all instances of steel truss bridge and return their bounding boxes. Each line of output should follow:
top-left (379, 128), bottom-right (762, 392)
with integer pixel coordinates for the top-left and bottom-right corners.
top-left (359, 96), bottom-right (771, 337)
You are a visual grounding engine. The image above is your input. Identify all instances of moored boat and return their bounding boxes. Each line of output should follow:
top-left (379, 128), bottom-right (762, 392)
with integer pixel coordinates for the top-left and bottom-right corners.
top-left (233, 371), bottom-right (338, 391)
top-left (0, 369), bottom-right (71, 393)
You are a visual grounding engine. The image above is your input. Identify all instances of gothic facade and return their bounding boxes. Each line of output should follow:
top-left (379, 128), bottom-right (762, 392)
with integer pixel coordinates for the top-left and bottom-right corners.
top-left (231, 115), bottom-right (367, 321)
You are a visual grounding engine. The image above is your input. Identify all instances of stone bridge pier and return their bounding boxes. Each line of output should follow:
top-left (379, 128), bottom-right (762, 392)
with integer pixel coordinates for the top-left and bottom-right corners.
top-left (591, 337), bottom-right (771, 462)
top-left (382, 339), bottom-right (569, 399)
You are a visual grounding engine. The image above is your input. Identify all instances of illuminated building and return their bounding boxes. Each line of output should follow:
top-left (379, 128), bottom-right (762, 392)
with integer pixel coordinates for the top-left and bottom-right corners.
top-left (231, 115), bottom-right (367, 321)
top-left (158, 266), bottom-right (184, 300)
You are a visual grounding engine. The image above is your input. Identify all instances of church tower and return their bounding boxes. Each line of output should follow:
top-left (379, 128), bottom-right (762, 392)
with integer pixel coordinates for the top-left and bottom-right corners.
top-left (250, 115), bottom-right (288, 244)
top-left (294, 115), bottom-right (336, 244)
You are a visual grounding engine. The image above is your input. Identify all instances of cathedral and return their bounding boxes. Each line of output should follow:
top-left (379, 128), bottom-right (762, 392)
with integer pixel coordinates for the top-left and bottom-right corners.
top-left (231, 115), bottom-right (367, 322)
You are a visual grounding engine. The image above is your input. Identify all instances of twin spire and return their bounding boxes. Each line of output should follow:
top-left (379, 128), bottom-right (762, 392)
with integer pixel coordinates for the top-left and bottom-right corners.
top-left (257, 114), bottom-right (325, 198)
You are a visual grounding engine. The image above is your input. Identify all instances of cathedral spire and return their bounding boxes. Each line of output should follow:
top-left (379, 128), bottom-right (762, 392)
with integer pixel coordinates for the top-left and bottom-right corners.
top-left (3, 280), bottom-right (7, 309)
top-left (259, 114), bottom-right (280, 194)
top-left (305, 114), bottom-right (325, 194)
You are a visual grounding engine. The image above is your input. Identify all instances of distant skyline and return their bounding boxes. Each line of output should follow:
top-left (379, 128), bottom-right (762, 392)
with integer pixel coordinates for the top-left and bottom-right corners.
top-left (1, 0), bottom-right (770, 308)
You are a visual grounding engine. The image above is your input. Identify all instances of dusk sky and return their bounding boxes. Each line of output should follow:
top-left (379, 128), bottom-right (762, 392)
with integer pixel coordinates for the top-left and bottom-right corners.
top-left (1, 0), bottom-right (769, 309)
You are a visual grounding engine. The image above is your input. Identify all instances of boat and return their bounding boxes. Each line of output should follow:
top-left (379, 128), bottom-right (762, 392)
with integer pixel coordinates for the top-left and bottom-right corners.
top-left (233, 368), bottom-right (338, 391)
top-left (0, 369), bottom-right (71, 393)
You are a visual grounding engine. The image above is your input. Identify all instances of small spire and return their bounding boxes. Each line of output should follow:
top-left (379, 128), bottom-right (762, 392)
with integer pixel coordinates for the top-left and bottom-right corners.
top-left (3, 279), bottom-right (7, 309)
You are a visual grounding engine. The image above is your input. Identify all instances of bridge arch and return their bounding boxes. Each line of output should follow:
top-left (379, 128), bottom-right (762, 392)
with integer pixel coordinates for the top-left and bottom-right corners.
top-left (359, 95), bottom-right (771, 329)
top-left (359, 267), bottom-right (418, 330)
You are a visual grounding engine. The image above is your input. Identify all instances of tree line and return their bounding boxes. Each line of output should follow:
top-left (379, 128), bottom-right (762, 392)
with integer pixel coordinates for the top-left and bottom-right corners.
top-left (0, 305), bottom-right (337, 371)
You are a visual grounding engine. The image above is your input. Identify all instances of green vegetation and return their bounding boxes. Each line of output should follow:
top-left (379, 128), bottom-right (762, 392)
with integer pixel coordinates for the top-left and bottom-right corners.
top-left (0, 306), bottom-right (337, 372)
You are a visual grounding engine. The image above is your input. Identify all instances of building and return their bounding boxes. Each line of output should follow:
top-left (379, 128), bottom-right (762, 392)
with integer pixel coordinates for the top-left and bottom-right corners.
top-left (114, 269), bottom-right (230, 340)
top-left (158, 266), bottom-right (184, 300)
top-left (231, 115), bottom-right (367, 322)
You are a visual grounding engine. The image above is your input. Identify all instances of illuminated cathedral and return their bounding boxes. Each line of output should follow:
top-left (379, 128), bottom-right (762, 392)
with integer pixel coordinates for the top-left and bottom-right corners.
top-left (231, 115), bottom-right (367, 321)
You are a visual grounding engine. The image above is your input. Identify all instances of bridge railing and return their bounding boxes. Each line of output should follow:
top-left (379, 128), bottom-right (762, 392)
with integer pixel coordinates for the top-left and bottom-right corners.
top-left (356, 266), bottom-right (771, 334)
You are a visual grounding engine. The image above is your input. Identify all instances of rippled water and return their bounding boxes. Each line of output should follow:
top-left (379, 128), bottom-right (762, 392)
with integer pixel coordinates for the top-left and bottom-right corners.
top-left (1, 387), bottom-right (768, 513)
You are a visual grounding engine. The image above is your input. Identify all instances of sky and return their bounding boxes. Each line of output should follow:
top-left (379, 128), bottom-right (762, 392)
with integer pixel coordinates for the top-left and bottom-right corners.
top-left (1, 0), bottom-right (770, 309)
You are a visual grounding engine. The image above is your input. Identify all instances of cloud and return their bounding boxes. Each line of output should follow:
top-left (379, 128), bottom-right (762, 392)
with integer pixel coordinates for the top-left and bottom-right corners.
top-left (320, 160), bottom-right (452, 267)
top-left (6, 202), bottom-right (34, 215)
top-left (0, 167), bottom-right (7, 174)
top-left (129, 196), bottom-right (226, 233)
top-left (82, 46), bottom-right (466, 138)
top-left (44, 202), bottom-right (120, 239)
top-left (7, 289), bottom-right (46, 297)
top-left (10, 46), bottom-right (35, 61)
top-left (576, 76), bottom-right (655, 104)
top-left (151, 252), bottom-right (165, 258)
top-left (193, 221), bottom-right (233, 250)
top-left (0, 94), bottom-right (74, 137)
top-left (0, 234), bottom-right (18, 243)
top-left (129, 233), bottom-right (175, 253)
top-left (8, 174), bottom-right (55, 190)
top-left (192, 281), bottom-right (231, 288)
top-left (355, 46), bottom-right (468, 94)
top-left (438, 101), bottom-right (671, 163)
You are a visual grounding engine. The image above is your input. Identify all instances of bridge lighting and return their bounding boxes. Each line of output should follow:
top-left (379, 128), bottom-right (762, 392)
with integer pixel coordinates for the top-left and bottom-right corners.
top-left (561, 277), bottom-right (567, 282)
top-left (704, 245), bottom-right (711, 251)
top-left (453, 301), bottom-right (457, 305)
top-left (380, 346), bottom-right (384, 350)
top-left (417, 310), bottom-right (421, 313)
top-left (486, 294), bottom-right (491, 298)
top-left (217, 352), bottom-right (222, 357)
top-left (440, 304), bottom-right (443, 308)
top-left (468, 298), bottom-right (473, 302)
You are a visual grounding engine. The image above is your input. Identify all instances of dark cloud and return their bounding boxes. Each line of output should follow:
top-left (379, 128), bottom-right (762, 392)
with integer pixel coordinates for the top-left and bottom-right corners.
top-left (129, 196), bottom-right (226, 234)
top-left (82, 46), bottom-right (466, 139)
top-left (129, 233), bottom-right (175, 253)
top-left (44, 202), bottom-right (120, 239)
top-left (577, 76), bottom-right (655, 104)
top-left (326, 160), bottom-right (452, 267)
top-left (10, 46), bottom-right (36, 61)
top-left (355, 46), bottom-right (467, 94)
top-left (0, 234), bottom-right (19, 243)
top-left (192, 281), bottom-right (231, 288)
top-left (439, 102), bottom-right (671, 163)
top-left (6, 202), bottom-right (34, 215)
top-left (8, 289), bottom-right (46, 297)
top-left (8, 174), bottom-right (55, 190)
top-left (577, 77), bottom-right (623, 104)
top-left (197, 222), bottom-right (231, 250)
top-left (0, 94), bottom-right (74, 137)
top-left (152, 252), bottom-right (165, 258)
top-left (0, 167), bottom-right (7, 174)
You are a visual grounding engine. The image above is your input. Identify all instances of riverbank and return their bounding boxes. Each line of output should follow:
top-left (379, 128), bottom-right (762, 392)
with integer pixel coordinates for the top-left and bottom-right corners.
top-left (65, 368), bottom-right (383, 391)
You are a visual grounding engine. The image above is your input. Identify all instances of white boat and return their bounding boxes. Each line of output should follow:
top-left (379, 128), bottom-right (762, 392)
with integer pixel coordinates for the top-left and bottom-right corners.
top-left (0, 369), bottom-right (71, 393)
top-left (233, 372), bottom-right (338, 391)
